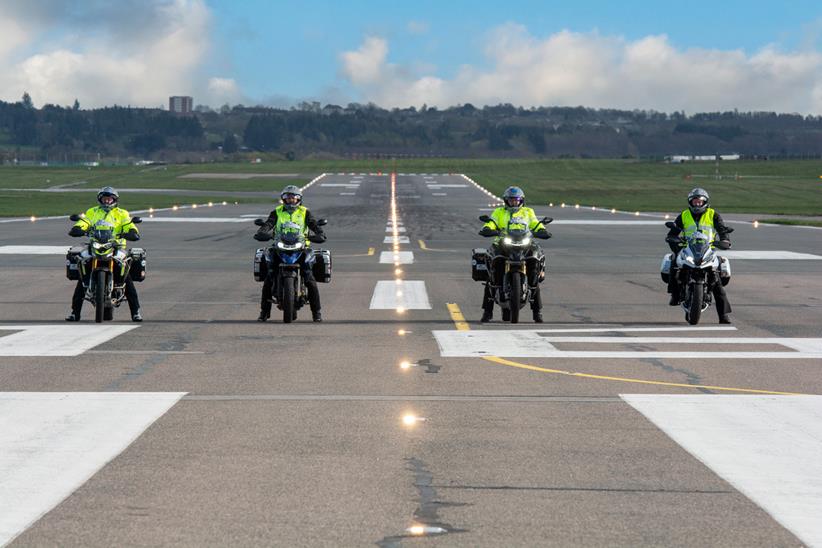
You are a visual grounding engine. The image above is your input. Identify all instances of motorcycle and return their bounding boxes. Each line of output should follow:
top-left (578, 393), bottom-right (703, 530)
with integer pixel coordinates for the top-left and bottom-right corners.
top-left (662, 221), bottom-right (732, 325)
top-left (253, 218), bottom-right (329, 323)
top-left (67, 214), bottom-right (144, 323)
top-left (474, 214), bottom-right (552, 324)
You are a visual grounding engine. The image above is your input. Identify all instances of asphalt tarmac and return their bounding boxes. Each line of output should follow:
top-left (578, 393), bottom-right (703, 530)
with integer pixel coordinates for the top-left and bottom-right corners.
top-left (1, 173), bottom-right (821, 547)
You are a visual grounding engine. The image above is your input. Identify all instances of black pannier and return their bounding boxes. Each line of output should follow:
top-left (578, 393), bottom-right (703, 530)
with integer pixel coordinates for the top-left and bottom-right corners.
top-left (253, 248), bottom-right (267, 282)
top-left (66, 246), bottom-right (85, 280)
top-left (309, 249), bottom-right (332, 283)
top-left (129, 248), bottom-right (147, 282)
top-left (471, 248), bottom-right (489, 282)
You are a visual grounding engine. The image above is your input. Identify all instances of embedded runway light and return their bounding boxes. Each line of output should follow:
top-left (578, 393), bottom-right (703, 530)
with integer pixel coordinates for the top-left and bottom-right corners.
top-left (575, 204), bottom-right (580, 209)
top-left (395, 268), bottom-right (402, 275)
top-left (635, 211), bottom-right (640, 216)
top-left (396, 306), bottom-right (406, 314)
top-left (208, 202), bottom-right (213, 207)
top-left (407, 524), bottom-right (446, 536)
top-left (222, 201), bottom-right (227, 205)
top-left (397, 329), bottom-right (409, 335)
top-left (402, 414), bottom-right (425, 426)
top-left (396, 290), bottom-right (403, 297)
top-left (399, 360), bottom-right (412, 370)
top-left (172, 205), bottom-right (179, 211)
top-left (753, 220), bottom-right (760, 228)
top-left (611, 208), bottom-right (616, 214)
top-left (548, 202), bottom-right (554, 207)
top-left (30, 216), bottom-right (36, 222)
top-left (192, 203), bottom-right (197, 209)
top-left (149, 207), bottom-right (154, 213)
top-left (665, 214), bottom-right (670, 219)
top-left (592, 206), bottom-right (596, 211)
top-left (561, 203), bottom-right (566, 208)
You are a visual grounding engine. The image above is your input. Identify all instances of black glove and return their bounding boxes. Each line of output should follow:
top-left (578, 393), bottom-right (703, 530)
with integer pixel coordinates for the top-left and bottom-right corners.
top-left (479, 227), bottom-right (500, 237)
top-left (68, 226), bottom-right (86, 237)
top-left (534, 229), bottom-right (552, 239)
top-left (253, 232), bottom-right (271, 242)
top-left (716, 239), bottom-right (732, 250)
top-left (308, 232), bottom-right (326, 244)
top-left (122, 230), bottom-right (140, 242)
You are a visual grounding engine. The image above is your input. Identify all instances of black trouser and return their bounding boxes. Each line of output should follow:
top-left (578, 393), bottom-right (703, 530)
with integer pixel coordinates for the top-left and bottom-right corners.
top-left (71, 274), bottom-right (140, 317)
top-left (482, 245), bottom-right (542, 313)
top-left (260, 256), bottom-right (320, 316)
top-left (668, 267), bottom-right (731, 318)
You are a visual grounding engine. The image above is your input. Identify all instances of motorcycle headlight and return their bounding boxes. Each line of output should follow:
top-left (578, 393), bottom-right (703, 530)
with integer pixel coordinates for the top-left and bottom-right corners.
top-left (277, 241), bottom-right (304, 250)
top-left (92, 242), bottom-right (109, 250)
top-left (503, 237), bottom-right (513, 245)
top-left (521, 237), bottom-right (531, 246)
top-left (685, 255), bottom-right (695, 264)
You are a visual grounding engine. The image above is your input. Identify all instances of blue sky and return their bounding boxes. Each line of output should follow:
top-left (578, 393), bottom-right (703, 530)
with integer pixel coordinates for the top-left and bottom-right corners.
top-left (2, 0), bottom-right (822, 112)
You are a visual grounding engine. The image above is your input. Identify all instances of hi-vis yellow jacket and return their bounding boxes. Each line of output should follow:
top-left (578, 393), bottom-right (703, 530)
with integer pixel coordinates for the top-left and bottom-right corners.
top-left (73, 206), bottom-right (138, 248)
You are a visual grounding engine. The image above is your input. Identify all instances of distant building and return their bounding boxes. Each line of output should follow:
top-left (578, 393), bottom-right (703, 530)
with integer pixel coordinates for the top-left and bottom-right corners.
top-left (169, 96), bottom-right (193, 114)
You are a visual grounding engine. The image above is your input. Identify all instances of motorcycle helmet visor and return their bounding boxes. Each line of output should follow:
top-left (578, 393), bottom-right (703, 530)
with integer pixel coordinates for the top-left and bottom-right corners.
top-left (689, 196), bottom-right (707, 208)
top-left (282, 193), bottom-right (301, 205)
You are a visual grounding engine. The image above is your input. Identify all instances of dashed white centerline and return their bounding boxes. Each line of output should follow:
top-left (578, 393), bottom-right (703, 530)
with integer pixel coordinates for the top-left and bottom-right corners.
top-left (370, 281), bottom-right (431, 309)
top-left (380, 251), bottom-right (414, 264)
top-left (384, 236), bottom-right (410, 244)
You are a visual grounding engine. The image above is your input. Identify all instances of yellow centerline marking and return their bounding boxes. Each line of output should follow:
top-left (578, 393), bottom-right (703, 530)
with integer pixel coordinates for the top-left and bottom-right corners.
top-left (368, 247), bottom-right (375, 256)
top-left (418, 239), bottom-right (428, 250)
top-left (445, 303), bottom-right (802, 395)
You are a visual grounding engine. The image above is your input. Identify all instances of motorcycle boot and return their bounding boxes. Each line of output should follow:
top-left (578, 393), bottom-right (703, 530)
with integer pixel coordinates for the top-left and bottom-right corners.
top-left (531, 286), bottom-right (543, 323)
top-left (481, 285), bottom-right (495, 322)
top-left (719, 315), bottom-right (732, 324)
top-left (65, 311), bottom-right (80, 322)
top-left (306, 280), bottom-right (322, 322)
top-left (125, 278), bottom-right (142, 320)
top-left (131, 309), bottom-right (143, 322)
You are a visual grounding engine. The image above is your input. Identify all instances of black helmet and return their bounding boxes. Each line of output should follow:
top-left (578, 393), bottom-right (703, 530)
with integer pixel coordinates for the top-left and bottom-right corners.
top-left (97, 186), bottom-right (119, 210)
top-left (502, 186), bottom-right (525, 211)
top-left (280, 185), bottom-right (303, 212)
top-left (687, 187), bottom-right (709, 216)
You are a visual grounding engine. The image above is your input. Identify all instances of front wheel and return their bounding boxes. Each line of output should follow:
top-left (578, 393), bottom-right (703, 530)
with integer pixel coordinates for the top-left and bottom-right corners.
top-left (282, 277), bottom-right (296, 323)
top-left (94, 270), bottom-right (106, 324)
top-left (509, 272), bottom-right (521, 324)
top-left (686, 282), bottom-right (703, 325)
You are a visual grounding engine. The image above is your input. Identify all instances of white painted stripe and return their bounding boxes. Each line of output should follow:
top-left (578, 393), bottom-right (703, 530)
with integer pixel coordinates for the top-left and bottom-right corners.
top-left (340, 192), bottom-right (356, 196)
top-left (432, 193), bottom-right (448, 196)
top-left (622, 395), bottom-right (822, 547)
top-left (721, 251), bottom-right (822, 260)
top-left (385, 226), bottom-right (406, 232)
top-left (383, 236), bottom-right (410, 244)
top-left (426, 184), bottom-right (467, 188)
top-left (500, 326), bottom-right (738, 334)
top-left (0, 325), bottom-right (138, 356)
top-left (379, 251), bottom-right (414, 264)
top-left (0, 246), bottom-right (70, 255)
top-left (0, 392), bottom-right (185, 546)
top-left (432, 331), bottom-right (822, 359)
top-left (386, 221), bottom-right (403, 226)
top-left (142, 217), bottom-right (249, 223)
top-left (370, 281), bottom-right (431, 309)
top-left (320, 183), bottom-right (360, 187)
top-left (240, 214), bottom-right (266, 218)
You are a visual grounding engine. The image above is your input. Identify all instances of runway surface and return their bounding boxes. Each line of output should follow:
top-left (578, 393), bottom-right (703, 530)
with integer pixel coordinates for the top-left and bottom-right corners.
top-left (2, 172), bottom-right (822, 546)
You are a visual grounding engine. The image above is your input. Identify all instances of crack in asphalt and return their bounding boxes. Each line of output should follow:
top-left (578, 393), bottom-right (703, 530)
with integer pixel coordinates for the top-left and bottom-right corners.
top-left (375, 458), bottom-right (468, 547)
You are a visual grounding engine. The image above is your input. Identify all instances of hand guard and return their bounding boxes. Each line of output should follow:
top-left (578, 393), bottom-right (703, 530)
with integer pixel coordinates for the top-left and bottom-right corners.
top-left (534, 229), bottom-right (552, 239)
top-left (479, 227), bottom-right (500, 237)
top-left (122, 230), bottom-right (140, 242)
top-left (68, 226), bottom-right (86, 237)
top-left (253, 232), bottom-right (271, 242)
top-left (308, 232), bottom-right (326, 244)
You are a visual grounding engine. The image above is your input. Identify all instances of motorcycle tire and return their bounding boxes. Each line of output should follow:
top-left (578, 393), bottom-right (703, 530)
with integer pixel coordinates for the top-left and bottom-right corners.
top-left (687, 282), bottom-right (703, 325)
top-left (283, 277), bottom-right (296, 324)
top-left (94, 270), bottom-right (106, 324)
top-left (509, 272), bottom-right (521, 324)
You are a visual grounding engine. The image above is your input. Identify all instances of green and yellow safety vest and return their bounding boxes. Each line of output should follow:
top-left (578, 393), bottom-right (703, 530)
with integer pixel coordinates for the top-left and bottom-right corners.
top-left (681, 208), bottom-right (716, 242)
top-left (484, 206), bottom-right (545, 243)
top-left (73, 206), bottom-right (138, 248)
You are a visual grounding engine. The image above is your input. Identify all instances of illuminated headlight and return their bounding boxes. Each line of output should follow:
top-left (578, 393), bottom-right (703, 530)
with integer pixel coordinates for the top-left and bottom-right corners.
top-left (684, 256), bottom-right (695, 264)
top-left (277, 241), bottom-right (304, 250)
top-left (92, 242), bottom-right (110, 250)
top-left (503, 237), bottom-right (513, 245)
top-left (521, 237), bottom-right (531, 246)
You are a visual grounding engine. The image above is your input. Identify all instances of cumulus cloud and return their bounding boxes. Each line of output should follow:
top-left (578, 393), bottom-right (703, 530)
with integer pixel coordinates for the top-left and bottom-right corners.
top-left (339, 23), bottom-right (822, 114)
top-left (0, 0), bottom-right (242, 108)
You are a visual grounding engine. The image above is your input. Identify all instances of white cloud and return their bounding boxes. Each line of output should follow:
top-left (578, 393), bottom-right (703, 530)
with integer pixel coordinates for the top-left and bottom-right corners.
top-left (340, 24), bottom-right (822, 114)
top-left (0, 0), bottom-right (243, 108)
top-left (206, 77), bottom-right (242, 104)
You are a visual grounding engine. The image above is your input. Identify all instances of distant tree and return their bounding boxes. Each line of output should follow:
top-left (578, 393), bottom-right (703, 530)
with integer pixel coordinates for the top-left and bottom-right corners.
top-left (222, 133), bottom-right (238, 154)
top-left (72, 99), bottom-right (80, 111)
top-left (21, 92), bottom-right (34, 109)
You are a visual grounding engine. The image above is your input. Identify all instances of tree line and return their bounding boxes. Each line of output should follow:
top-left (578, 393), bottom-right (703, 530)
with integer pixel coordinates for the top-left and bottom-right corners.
top-left (2, 94), bottom-right (822, 162)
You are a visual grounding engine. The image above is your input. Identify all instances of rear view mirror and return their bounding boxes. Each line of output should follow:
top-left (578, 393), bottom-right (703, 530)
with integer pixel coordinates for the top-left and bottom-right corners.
top-left (715, 240), bottom-right (731, 250)
top-left (540, 217), bottom-right (554, 225)
top-left (478, 215), bottom-right (492, 223)
top-left (69, 214), bottom-right (81, 222)
top-left (317, 218), bottom-right (328, 226)
top-left (723, 227), bottom-right (735, 234)
top-left (254, 219), bottom-right (265, 226)
top-left (665, 221), bottom-right (676, 229)
top-left (131, 217), bottom-right (142, 224)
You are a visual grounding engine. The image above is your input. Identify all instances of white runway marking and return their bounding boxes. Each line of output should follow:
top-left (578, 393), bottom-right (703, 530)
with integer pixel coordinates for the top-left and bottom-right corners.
top-left (0, 325), bottom-right (138, 356)
top-left (379, 251), bottom-right (414, 264)
top-left (0, 246), bottom-right (70, 255)
top-left (623, 395), bottom-right (822, 548)
top-left (142, 217), bottom-right (249, 223)
top-left (432, 331), bottom-right (822, 359)
top-left (383, 236), bottom-right (410, 244)
top-left (320, 183), bottom-right (360, 187)
top-left (0, 392), bottom-right (185, 545)
top-left (240, 214), bottom-right (266, 218)
top-left (340, 192), bottom-right (356, 196)
top-left (432, 193), bottom-right (448, 196)
top-left (426, 184), bottom-right (467, 188)
top-left (370, 281), bottom-right (431, 309)
top-left (720, 251), bottom-right (822, 260)
top-left (385, 226), bottom-right (406, 232)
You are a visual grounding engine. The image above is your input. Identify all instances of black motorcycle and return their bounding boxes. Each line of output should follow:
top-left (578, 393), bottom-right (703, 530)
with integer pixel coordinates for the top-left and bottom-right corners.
top-left (254, 218), bottom-right (329, 323)
top-left (474, 214), bottom-right (552, 323)
top-left (67, 214), bottom-right (144, 323)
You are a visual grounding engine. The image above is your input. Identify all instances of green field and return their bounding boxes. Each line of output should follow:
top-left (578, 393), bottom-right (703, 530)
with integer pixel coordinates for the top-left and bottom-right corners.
top-left (1, 159), bottom-right (821, 216)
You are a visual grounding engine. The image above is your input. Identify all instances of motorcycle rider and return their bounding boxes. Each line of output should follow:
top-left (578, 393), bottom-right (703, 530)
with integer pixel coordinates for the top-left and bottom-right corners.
top-left (666, 187), bottom-right (733, 324)
top-left (254, 185), bottom-right (326, 322)
top-left (479, 186), bottom-right (550, 323)
top-left (66, 186), bottom-right (143, 322)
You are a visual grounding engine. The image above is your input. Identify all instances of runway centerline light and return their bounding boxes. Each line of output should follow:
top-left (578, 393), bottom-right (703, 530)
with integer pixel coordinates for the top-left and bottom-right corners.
top-left (400, 360), bottom-right (412, 370)
top-left (395, 269), bottom-right (402, 275)
top-left (30, 216), bottom-right (36, 222)
top-left (402, 414), bottom-right (425, 426)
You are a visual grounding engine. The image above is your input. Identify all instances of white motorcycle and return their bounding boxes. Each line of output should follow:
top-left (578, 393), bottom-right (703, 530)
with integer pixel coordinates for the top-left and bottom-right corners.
top-left (661, 222), bottom-right (732, 325)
